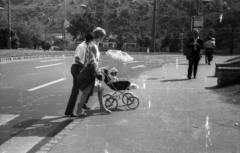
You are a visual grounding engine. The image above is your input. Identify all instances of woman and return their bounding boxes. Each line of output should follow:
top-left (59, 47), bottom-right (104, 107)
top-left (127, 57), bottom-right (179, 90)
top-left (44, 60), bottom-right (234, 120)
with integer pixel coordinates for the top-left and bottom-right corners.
top-left (76, 27), bottom-right (111, 116)
top-left (204, 37), bottom-right (215, 65)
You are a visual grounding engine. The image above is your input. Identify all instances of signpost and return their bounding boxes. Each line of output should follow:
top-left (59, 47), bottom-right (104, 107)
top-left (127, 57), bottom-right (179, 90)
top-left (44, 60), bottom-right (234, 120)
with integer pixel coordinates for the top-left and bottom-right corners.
top-left (191, 16), bottom-right (204, 31)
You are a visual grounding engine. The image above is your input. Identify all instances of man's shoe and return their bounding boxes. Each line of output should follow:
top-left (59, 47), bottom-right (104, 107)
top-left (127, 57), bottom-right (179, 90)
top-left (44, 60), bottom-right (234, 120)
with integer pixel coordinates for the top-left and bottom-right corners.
top-left (82, 104), bottom-right (91, 110)
top-left (193, 76), bottom-right (196, 79)
top-left (187, 75), bottom-right (191, 79)
top-left (65, 113), bottom-right (77, 117)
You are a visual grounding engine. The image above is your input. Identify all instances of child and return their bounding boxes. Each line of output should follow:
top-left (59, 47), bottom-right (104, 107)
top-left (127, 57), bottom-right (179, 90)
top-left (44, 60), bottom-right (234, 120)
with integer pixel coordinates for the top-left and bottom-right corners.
top-left (109, 67), bottom-right (119, 83)
top-left (108, 67), bottom-right (138, 90)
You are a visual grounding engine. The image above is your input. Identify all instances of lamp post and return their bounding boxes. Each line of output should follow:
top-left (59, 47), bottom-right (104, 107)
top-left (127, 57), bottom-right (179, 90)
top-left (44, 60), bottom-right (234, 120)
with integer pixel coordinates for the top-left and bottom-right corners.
top-left (151, 0), bottom-right (157, 52)
top-left (7, 0), bottom-right (11, 49)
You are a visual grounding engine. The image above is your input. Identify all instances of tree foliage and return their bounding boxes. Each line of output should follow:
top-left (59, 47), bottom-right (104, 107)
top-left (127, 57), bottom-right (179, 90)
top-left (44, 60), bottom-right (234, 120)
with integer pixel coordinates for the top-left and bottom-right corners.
top-left (0, 28), bottom-right (19, 49)
top-left (1, 0), bottom-right (240, 52)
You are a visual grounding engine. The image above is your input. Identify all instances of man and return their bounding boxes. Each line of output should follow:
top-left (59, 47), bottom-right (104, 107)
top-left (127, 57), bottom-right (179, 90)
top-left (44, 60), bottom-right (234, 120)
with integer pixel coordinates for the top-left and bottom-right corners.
top-left (65, 34), bottom-right (93, 117)
top-left (187, 30), bottom-right (204, 79)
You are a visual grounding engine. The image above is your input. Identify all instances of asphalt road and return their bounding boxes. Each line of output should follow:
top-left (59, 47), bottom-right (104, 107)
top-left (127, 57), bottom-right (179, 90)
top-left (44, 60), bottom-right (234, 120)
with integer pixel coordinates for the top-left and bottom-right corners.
top-left (0, 54), bottom-right (181, 152)
top-left (1, 54), bottom-right (239, 153)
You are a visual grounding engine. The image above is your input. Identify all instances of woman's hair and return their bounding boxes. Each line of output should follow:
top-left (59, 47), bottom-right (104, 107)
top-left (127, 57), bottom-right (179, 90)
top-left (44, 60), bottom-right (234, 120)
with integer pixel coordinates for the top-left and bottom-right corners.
top-left (93, 27), bottom-right (106, 39)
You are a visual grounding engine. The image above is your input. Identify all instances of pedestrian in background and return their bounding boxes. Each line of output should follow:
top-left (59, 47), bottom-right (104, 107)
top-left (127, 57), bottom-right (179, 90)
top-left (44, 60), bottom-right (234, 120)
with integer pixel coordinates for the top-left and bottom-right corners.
top-left (204, 37), bottom-right (215, 65)
top-left (76, 27), bottom-right (111, 117)
top-left (186, 30), bottom-right (204, 79)
top-left (65, 34), bottom-right (94, 117)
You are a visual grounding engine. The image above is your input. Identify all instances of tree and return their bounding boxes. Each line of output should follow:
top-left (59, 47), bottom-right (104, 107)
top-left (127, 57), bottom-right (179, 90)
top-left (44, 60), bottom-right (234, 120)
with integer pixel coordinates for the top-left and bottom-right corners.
top-left (203, 0), bottom-right (240, 53)
top-left (0, 28), bottom-right (19, 49)
top-left (67, 12), bottom-right (97, 41)
top-left (113, 29), bottom-right (136, 50)
top-left (136, 34), bottom-right (151, 52)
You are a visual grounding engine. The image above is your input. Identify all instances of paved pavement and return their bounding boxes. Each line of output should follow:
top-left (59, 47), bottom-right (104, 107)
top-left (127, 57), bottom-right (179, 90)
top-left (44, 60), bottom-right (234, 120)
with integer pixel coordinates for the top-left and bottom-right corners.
top-left (34, 56), bottom-right (239, 153)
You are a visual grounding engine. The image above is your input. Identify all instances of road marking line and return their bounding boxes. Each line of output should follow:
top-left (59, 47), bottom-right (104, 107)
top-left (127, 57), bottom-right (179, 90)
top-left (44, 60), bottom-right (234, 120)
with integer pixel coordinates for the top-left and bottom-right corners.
top-left (40, 59), bottom-right (63, 62)
top-left (99, 66), bottom-right (109, 70)
top-left (0, 116), bottom-right (69, 153)
top-left (28, 78), bottom-right (66, 91)
top-left (124, 61), bottom-right (139, 64)
top-left (0, 114), bottom-right (19, 126)
top-left (35, 63), bottom-right (62, 68)
top-left (131, 65), bottom-right (146, 69)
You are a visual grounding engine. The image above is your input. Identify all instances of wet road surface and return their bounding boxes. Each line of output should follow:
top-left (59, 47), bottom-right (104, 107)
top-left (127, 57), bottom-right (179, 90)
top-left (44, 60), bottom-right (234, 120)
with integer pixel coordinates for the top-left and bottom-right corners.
top-left (0, 55), bottom-right (239, 153)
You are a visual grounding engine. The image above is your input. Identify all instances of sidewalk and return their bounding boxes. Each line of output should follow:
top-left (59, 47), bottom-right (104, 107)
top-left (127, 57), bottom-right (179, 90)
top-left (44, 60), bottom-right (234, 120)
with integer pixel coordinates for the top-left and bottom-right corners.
top-left (44, 57), bottom-right (240, 153)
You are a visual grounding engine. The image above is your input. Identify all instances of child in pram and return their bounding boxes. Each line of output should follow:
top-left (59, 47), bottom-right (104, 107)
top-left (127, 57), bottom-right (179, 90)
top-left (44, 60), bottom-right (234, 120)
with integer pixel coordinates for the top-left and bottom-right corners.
top-left (99, 67), bottom-right (139, 110)
top-left (106, 67), bottom-right (138, 90)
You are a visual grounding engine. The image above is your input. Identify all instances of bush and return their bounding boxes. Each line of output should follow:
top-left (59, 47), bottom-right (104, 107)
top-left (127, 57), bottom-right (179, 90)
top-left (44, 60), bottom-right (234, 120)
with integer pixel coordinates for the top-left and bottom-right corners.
top-left (0, 28), bottom-right (19, 49)
top-left (40, 41), bottom-right (52, 50)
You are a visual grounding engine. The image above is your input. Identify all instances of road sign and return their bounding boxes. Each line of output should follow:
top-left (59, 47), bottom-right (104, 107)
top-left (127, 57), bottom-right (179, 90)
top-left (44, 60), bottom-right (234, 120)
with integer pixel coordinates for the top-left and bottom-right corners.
top-left (191, 16), bottom-right (203, 31)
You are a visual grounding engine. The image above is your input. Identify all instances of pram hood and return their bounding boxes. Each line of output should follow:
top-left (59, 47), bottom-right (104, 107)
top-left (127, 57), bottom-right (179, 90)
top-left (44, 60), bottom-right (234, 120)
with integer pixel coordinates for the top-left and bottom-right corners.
top-left (103, 69), bottom-right (130, 91)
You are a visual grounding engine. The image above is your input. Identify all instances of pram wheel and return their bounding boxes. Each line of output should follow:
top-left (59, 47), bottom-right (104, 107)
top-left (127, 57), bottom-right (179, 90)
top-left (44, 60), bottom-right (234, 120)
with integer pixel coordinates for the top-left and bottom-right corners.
top-left (126, 96), bottom-right (139, 110)
top-left (103, 94), bottom-right (112, 100)
top-left (122, 93), bottom-right (134, 104)
top-left (104, 96), bottom-right (118, 111)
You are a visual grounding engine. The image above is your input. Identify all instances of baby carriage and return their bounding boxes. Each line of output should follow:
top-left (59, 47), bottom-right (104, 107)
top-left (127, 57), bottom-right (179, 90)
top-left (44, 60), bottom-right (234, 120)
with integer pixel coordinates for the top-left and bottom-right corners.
top-left (101, 69), bottom-right (139, 110)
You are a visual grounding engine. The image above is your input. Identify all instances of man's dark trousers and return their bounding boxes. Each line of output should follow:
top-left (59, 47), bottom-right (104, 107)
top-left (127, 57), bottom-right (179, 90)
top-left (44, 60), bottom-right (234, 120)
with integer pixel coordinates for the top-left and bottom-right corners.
top-left (65, 64), bottom-right (82, 115)
top-left (188, 57), bottom-right (200, 78)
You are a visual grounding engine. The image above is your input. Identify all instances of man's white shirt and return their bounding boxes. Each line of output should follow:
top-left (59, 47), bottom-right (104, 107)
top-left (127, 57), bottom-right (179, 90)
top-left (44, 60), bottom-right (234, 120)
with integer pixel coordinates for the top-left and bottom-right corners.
top-left (73, 41), bottom-right (87, 64)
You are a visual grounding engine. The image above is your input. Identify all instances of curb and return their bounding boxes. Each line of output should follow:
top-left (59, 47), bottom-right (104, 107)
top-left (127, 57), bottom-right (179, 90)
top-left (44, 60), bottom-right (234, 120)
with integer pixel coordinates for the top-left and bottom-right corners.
top-left (0, 52), bottom-right (170, 63)
top-left (0, 54), bottom-right (74, 62)
top-left (35, 119), bottom-right (81, 153)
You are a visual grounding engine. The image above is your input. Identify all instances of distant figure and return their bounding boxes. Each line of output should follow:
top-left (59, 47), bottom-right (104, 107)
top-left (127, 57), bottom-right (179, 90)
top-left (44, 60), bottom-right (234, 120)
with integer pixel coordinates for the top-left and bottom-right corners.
top-left (186, 30), bottom-right (204, 79)
top-left (211, 37), bottom-right (216, 47)
top-left (147, 48), bottom-right (149, 53)
top-left (204, 37), bottom-right (215, 65)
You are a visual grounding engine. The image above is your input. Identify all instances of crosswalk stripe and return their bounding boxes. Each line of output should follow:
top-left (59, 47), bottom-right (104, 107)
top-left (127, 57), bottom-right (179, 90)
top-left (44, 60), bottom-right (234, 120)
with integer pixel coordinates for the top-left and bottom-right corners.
top-left (0, 114), bottom-right (19, 126)
top-left (0, 116), bottom-right (69, 153)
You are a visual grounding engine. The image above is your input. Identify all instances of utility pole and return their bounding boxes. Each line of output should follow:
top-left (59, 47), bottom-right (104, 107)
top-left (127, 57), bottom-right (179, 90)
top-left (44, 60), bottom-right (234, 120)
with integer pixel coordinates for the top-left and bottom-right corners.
top-left (196, 0), bottom-right (200, 16)
top-left (151, 0), bottom-right (157, 52)
top-left (63, 0), bottom-right (66, 51)
top-left (7, 0), bottom-right (11, 49)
